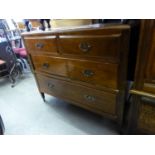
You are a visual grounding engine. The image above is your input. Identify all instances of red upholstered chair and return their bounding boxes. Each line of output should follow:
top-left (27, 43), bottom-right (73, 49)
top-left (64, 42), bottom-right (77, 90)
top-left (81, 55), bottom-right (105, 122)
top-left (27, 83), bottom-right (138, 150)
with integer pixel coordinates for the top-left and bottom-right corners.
top-left (13, 48), bottom-right (27, 59)
top-left (13, 48), bottom-right (30, 73)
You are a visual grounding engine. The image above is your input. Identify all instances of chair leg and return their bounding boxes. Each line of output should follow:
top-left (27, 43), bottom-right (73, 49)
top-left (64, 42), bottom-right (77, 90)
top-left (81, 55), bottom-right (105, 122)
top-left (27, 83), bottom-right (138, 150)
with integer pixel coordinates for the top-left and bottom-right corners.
top-left (9, 74), bottom-right (16, 87)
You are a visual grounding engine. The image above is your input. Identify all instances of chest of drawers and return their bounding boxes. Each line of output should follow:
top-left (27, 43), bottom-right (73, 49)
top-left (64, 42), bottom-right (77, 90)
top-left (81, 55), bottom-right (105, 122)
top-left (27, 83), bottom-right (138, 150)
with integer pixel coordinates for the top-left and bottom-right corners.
top-left (22, 24), bottom-right (130, 127)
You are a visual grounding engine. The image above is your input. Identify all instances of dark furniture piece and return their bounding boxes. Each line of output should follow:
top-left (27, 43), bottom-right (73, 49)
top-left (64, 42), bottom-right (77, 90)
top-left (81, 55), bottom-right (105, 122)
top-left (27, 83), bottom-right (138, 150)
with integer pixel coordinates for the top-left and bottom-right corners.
top-left (127, 20), bottom-right (155, 134)
top-left (0, 41), bottom-right (14, 71)
top-left (0, 59), bottom-right (8, 77)
top-left (0, 41), bottom-right (22, 86)
top-left (0, 41), bottom-right (15, 84)
top-left (22, 24), bottom-right (130, 130)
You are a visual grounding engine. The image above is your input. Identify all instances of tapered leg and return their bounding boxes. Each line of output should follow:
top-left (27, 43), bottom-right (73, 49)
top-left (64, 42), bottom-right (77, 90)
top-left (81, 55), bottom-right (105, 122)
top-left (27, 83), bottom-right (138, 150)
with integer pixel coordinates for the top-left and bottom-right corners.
top-left (9, 75), bottom-right (16, 88)
top-left (40, 92), bottom-right (45, 102)
top-left (0, 115), bottom-right (5, 135)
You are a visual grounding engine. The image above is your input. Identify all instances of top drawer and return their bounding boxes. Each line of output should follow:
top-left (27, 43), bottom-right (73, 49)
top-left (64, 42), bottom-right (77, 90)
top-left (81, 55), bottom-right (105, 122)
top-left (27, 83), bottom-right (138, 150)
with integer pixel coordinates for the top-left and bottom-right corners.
top-left (59, 34), bottom-right (121, 60)
top-left (24, 36), bottom-right (57, 54)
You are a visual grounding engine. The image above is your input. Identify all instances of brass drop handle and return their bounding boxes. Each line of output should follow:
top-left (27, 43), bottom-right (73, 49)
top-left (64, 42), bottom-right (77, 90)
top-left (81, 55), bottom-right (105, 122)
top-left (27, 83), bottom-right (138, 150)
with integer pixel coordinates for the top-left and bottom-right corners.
top-left (83, 69), bottom-right (94, 77)
top-left (84, 95), bottom-right (96, 102)
top-left (35, 43), bottom-right (44, 49)
top-left (48, 83), bottom-right (55, 90)
top-left (42, 63), bottom-right (49, 69)
top-left (79, 42), bottom-right (91, 52)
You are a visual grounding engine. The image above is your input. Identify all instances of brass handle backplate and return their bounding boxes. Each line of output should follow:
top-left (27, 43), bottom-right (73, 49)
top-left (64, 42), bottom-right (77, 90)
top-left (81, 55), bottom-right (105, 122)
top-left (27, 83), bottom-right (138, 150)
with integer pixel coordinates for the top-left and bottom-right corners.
top-left (42, 63), bottom-right (49, 69)
top-left (84, 95), bottom-right (96, 102)
top-left (79, 42), bottom-right (91, 52)
top-left (83, 69), bottom-right (94, 77)
top-left (48, 83), bottom-right (55, 90)
top-left (35, 43), bottom-right (44, 49)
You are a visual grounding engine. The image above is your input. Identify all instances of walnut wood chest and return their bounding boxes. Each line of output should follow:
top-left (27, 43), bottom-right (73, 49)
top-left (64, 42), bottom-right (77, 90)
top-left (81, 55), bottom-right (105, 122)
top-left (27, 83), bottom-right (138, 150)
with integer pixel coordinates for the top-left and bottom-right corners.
top-left (22, 24), bottom-right (130, 126)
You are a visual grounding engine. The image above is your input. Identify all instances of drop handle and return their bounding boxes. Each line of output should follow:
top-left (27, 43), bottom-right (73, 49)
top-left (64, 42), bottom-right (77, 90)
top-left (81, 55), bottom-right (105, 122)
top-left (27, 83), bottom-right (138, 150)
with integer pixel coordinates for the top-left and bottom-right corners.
top-left (83, 69), bottom-right (94, 77)
top-left (42, 63), bottom-right (49, 69)
top-left (48, 83), bottom-right (55, 90)
top-left (79, 42), bottom-right (91, 52)
top-left (35, 43), bottom-right (44, 49)
top-left (84, 95), bottom-right (96, 102)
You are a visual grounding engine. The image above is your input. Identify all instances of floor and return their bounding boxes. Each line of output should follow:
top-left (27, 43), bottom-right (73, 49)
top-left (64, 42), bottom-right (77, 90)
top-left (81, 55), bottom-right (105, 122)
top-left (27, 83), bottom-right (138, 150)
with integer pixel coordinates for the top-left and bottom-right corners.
top-left (0, 73), bottom-right (118, 135)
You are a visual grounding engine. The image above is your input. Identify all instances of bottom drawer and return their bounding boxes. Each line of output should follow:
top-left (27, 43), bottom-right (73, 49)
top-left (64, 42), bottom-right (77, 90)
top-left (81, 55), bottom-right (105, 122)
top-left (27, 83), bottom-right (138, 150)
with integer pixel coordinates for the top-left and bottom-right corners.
top-left (36, 74), bottom-right (117, 116)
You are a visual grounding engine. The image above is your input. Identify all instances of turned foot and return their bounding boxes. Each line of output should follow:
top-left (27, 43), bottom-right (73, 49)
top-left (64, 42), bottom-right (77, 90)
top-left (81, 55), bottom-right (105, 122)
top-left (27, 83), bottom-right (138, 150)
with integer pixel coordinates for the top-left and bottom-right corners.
top-left (40, 92), bottom-right (45, 102)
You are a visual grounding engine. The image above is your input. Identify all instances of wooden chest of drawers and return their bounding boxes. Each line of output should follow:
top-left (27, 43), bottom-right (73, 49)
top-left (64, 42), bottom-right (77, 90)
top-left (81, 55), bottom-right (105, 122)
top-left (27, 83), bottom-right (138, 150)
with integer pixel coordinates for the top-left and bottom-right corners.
top-left (22, 24), bottom-right (130, 127)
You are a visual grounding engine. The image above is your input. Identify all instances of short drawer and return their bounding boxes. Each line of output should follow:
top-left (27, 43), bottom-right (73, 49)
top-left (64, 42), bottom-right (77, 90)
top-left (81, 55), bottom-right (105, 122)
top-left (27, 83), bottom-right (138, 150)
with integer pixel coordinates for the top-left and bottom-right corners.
top-left (24, 36), bottom-right (57, 54)
top-left (59, 35), bottom-right (121, 61)
top-left (31, 55), bottom-right (68, 77)
top-left (68, 59), bottom-right (118, 89)
top-left (36, 74), bottom-right (117, 115)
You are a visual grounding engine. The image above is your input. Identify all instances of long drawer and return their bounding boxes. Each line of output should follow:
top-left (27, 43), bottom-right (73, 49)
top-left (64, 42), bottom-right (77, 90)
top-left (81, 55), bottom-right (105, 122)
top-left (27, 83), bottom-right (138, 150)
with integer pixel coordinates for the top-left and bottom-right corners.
top-left (68, 59), bottom-right (118, 89)
top-left (59, 35), bottom-right (121, 61)
top-left (31, 55), bottom-right (68, 77)
top-left (36, 74), bottom-right (117, 115)
top-left (24, 36), bottom-right (57, 54)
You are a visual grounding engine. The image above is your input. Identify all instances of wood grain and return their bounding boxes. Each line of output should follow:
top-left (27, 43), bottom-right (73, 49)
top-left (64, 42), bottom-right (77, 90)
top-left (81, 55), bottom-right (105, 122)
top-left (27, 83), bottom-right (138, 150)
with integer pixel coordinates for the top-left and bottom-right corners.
top-left (37, 74), bottom-right (117, 115)
top-left (138, 98), bottom-right (155, 134)
top-left (59, 34), bottom-right (121, 61)
top-left (31, 55), bottom-right (68, 77)
top-left (68, 59), bottom-right (118, 89)
top-left (24, 36), bottom-right (58, 54)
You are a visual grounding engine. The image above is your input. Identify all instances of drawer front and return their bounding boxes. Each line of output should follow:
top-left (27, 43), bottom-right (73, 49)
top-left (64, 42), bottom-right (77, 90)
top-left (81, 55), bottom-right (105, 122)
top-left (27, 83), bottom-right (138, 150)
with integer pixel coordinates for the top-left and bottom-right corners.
top-left (24, 36), bottom-right (57, 54)
top-left (68, 59), bottom-right (118, 89)
top-left (31, 55), bottom-right (67, 77)
top-left (59, 35), bottom-right (121, 60)
top-left (37, 74), bottom-right (117, 115)
top-left (143, 83), bottom-right (155, 94)
top-left (138, 97), bottom-right (155, 133)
